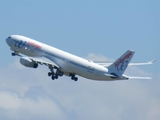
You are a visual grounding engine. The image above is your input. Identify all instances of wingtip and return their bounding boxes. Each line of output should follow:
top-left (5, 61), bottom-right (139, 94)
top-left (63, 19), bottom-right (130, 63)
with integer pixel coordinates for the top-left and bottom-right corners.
top-left (149, 59), bottom-right (156, 64)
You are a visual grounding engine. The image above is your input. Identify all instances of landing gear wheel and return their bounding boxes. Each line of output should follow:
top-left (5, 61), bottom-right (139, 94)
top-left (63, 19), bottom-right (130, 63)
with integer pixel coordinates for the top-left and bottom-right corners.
top-left (55, 75), bottom-right (58, 79)
top-left (71, 76), bottom-right (78, 81)
top-left (74, 77), bottom-right (78, 81)
top-left (51, 75), bottom-right (55, 80)
top-left (71, 76), bottom-right (74, 80)
top-left (48, 72), bottom-right (52, 76)
top-left (11, 53), bottom-right (16, 56)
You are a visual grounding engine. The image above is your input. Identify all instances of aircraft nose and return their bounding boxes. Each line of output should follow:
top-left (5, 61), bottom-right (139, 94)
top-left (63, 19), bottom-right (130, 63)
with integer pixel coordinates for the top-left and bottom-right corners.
top-left (6, 36), bottom-right (11, 44)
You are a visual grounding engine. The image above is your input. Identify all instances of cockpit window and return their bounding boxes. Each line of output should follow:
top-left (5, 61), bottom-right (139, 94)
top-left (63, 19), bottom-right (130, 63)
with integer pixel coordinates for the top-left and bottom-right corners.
top-left (8, 36), bottom-right (11, 39)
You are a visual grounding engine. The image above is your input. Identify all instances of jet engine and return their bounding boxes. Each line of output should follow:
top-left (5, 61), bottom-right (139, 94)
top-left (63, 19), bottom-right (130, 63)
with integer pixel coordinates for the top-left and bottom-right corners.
top-left (20, 57), bottom-right (38, 68)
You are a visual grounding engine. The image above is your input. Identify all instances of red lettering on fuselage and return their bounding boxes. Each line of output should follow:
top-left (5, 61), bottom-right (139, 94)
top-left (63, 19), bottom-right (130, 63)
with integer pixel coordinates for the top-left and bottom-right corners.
top-left (27, 41), bottom-right (42, 49)
top-left (115, 52), bottom-right (132, 67)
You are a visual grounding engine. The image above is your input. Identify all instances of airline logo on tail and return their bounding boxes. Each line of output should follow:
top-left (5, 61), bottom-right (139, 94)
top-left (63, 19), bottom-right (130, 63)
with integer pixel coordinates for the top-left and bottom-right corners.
top-left (115, 51), bottom-right (133, 70)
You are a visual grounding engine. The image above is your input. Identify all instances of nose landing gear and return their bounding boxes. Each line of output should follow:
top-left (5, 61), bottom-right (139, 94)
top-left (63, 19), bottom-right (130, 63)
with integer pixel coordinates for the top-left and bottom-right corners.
top-left (11, 50), bottom-right (21, 57)
top-left (12, 53), bottom-right (16, 56)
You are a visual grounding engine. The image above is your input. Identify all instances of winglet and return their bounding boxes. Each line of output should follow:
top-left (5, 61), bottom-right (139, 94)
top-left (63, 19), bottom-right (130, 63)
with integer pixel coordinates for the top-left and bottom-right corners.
top-left (148, 59), bottom-right (156, 64)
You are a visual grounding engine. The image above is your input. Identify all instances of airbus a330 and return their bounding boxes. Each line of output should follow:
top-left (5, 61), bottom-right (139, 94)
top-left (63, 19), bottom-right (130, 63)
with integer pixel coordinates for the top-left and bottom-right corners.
top-left (6, 35), bottom-right (156, 81)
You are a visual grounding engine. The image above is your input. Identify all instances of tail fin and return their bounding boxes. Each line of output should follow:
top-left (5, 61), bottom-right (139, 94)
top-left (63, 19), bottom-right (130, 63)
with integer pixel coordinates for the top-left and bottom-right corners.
top-left (107, 50), bottom-right (135, 77)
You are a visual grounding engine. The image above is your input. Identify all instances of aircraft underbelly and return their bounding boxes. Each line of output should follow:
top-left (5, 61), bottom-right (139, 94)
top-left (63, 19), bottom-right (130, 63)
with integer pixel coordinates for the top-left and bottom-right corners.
top-left (68, 64), bottom-right (120, 80)
top-left (65, 62), bottom-right (104, 80)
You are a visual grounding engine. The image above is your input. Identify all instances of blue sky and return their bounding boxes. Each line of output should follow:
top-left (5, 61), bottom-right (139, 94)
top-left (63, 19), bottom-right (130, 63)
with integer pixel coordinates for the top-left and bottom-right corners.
top-left (0, 0), bottom-right (160, 120)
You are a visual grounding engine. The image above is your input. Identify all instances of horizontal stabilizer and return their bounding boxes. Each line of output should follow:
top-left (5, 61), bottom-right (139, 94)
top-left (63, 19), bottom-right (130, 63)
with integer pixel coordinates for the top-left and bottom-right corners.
top-left (128, 76), bottom-right (152, 80)
top-left (129, 59), bottom-right (156, 66)
top-left (95, 59), bottom-right (156, 67)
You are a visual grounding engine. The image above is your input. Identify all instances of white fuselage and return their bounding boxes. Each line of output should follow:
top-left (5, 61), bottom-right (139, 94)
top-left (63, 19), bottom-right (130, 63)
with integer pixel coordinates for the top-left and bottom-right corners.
top-left (6, 35), bottom-right (127, 81)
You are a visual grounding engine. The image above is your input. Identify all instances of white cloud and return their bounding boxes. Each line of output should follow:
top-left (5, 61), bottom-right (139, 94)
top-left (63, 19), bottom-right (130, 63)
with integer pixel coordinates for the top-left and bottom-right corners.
top-left (0, 55), bottom-right (159, 120)
top-left (0, 90), bottom-right (21, 109)
top-left (147, 99), bottom-right (160, 120)
top-left (0, 87), bottom-right (69, 120)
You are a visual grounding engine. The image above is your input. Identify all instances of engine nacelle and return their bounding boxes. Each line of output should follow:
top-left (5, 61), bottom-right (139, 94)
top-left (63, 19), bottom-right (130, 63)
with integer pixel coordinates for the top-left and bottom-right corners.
top-left (20, 57), bottom-right (38, 68)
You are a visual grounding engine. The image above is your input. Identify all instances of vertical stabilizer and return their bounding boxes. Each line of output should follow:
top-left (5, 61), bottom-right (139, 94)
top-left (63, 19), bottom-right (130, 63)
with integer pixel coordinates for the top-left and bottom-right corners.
top-left (107, 50), bottom-right (135, 77)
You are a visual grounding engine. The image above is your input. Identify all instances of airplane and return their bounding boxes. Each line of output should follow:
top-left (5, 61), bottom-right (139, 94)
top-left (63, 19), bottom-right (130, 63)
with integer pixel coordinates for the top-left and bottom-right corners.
top-left (6, 35), bottom-right (156, 81)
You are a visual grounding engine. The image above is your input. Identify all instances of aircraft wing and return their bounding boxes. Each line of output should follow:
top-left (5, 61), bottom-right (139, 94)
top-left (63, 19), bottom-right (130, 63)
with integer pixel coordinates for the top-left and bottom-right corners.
top-left (95, 59), bottom-right (156, 67)
top-left (16, 54), bottom-right (60, 68)
top-left (29, 56), bottom-right (60, 68)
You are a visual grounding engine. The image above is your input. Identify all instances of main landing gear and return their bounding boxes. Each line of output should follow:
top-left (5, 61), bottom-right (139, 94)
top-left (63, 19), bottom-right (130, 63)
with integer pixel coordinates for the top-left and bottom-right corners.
top-left (70, 74), bottom-right (78, 81)
top-left (48, 66), bottom-right (64, 80)
top-left (48, 71), bottom-right (58, 80)
top-left (48, 71), bottom-right (78, 81)
top-left (48, 66), bottom-right (78, 81)
top-left (48, 66), bottom-right (59, 80)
